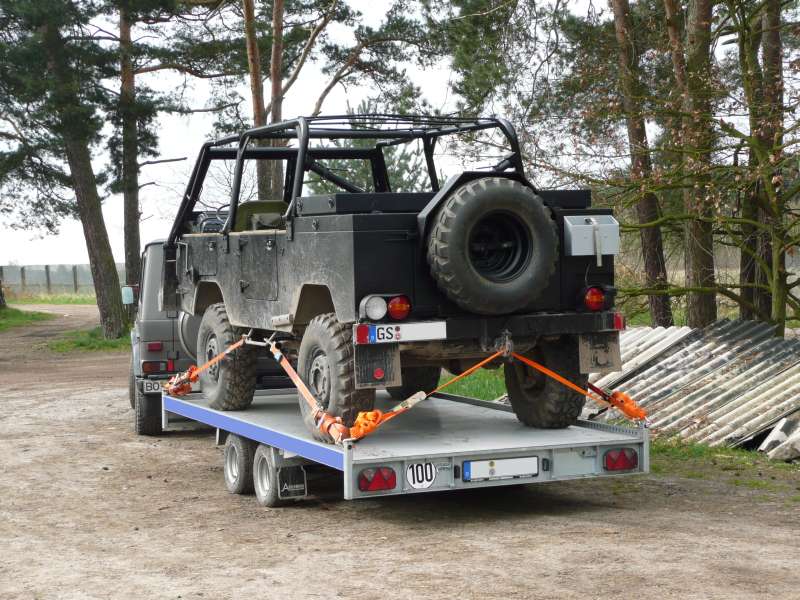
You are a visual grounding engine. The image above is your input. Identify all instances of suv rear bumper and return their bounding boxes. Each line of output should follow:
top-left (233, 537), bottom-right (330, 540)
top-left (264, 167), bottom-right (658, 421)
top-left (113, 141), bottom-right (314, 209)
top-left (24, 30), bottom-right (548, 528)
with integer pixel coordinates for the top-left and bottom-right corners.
top-left (354, 311), bottom-right (622, 345)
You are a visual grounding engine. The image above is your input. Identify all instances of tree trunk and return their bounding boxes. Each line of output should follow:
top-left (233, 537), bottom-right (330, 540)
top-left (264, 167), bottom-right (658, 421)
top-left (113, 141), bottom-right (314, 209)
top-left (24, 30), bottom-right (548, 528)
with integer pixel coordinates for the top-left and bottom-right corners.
top-left (120, 5), bottom-right (141, 294)
top-left (269, 0), bottom-right (285, 195)
top-left (43, 24), bottom-right (127, 338)
top-left (611, 0), bottom-right (673, 327)
top-left (683, 0), bottom-right (717, 328)
top-left (242, 0), bottom-right (270, 200)
top-left (762, 0), bottom-right (786, 335)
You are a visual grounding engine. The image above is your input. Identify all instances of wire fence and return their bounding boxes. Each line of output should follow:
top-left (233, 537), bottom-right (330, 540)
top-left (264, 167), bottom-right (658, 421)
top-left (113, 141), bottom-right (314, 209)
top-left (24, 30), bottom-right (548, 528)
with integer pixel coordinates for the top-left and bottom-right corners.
top-left (0, 264), bottom-right (126, 295)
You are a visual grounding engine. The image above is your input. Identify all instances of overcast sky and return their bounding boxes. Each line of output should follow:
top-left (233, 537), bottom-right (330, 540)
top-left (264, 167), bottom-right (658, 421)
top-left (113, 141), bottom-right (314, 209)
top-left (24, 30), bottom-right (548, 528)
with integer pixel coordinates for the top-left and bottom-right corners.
top-left (0, 1), bottom-right (455, 266)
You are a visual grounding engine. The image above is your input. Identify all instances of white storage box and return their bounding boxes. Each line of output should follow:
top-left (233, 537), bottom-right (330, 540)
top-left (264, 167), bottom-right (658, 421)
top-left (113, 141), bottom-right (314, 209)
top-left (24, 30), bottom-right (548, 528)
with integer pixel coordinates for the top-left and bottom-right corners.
top-left (563, 214), bottom-right (620, 257)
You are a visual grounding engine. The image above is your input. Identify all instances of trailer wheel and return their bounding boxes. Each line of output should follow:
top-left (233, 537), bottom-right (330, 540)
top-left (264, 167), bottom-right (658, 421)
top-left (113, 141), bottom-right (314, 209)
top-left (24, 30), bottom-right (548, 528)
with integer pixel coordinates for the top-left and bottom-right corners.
top-left (427, 177), bottom-right (557, 315)
top-left (297, 313), bottom-right (375, 443)
top-left (253, 445), bottom-right (282, 507)
top-left (134, 388), bottom-right (162, 436)
top-left (504, 336), bottom-right (586, 428)
top-left (196, 303), bottom-right (257, 411)
top-left (223, 434), bottom-right (256, 495)
top-left (387, 366), bottom-right (441, 400)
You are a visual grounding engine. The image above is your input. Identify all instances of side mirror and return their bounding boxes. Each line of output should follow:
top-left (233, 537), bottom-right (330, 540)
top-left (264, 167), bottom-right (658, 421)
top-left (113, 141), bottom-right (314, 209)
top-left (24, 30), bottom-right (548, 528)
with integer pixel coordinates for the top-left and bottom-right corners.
top-left (121, 285), bottom-right (139, 305)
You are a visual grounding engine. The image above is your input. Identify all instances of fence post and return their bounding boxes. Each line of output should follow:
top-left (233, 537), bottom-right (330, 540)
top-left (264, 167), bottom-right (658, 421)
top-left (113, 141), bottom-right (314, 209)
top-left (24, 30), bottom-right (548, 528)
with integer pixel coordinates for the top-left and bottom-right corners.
top-left (20, 266), bottom-right (26, 294)
top-left (45, 264), bottom-right (52, 294)
top-left (72, 265), bottom-right (79, 294)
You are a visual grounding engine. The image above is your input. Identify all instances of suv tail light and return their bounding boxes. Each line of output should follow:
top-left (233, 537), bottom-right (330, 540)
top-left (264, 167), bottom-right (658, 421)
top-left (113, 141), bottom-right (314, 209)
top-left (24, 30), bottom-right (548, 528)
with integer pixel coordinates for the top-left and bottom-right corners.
top-left (141, 361), bottom-right (165, 374)
top-left (387, 295), bottom-right (411, 320)
top-left (358, 467), bottom-right (397, 492)
top-left (613, 312), bottom-right (626, 330)
top-left (603, 448), bottom-right (638, 471)
top-left (583, 287), bottom-right (606, 311)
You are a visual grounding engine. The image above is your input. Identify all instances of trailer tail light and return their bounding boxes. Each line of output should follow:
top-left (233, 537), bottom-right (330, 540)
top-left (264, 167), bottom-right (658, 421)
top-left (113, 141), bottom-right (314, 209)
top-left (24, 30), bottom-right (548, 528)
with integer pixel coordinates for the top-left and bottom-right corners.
top-left (167, 359), bottom-right (175, 372)
top-left (583, 287), bottom-right (606, 311)
top-left (358, 467), bottom-right (397, 492)
top-left (147, 341), bottom-right (163, 352)
top-left (603, 448), bottom-right (638, 471)
top-left (613, 312), bottom-right (626, 331)
top-left (387, 295), bottom-right (411, 320)
top-left (141, 361), bottom-right (164, 374)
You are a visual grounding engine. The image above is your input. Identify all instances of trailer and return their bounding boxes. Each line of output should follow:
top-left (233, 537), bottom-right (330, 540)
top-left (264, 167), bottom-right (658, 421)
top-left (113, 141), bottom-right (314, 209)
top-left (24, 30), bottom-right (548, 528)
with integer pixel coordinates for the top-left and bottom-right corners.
top-left (160, 388), bottom-right (649, 506)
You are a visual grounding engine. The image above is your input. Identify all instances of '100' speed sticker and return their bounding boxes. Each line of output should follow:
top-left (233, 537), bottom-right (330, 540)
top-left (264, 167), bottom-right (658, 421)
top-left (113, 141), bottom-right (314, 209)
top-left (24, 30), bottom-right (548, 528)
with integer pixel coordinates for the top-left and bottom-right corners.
top-left (406, 462), bottom-right (437, 489)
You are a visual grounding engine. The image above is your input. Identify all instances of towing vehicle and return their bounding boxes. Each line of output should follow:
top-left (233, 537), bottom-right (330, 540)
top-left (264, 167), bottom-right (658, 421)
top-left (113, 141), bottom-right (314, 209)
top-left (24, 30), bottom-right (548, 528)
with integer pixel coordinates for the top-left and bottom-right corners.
top-left (162, 115), bottom-right (624, 443)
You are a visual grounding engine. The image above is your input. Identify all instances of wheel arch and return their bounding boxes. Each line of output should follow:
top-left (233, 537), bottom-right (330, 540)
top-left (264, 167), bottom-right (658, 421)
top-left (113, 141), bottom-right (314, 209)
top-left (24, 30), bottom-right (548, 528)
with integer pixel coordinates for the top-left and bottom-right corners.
top-left (290, 284), bottom-right (336, 331)
top-left (191, 281), bottom-right (224, 315)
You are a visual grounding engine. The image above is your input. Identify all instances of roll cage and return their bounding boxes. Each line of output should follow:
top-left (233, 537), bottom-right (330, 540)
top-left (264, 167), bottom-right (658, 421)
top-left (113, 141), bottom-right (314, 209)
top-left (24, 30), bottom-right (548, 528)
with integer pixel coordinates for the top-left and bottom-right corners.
top-left (167, 114), bottom-right (523, 245)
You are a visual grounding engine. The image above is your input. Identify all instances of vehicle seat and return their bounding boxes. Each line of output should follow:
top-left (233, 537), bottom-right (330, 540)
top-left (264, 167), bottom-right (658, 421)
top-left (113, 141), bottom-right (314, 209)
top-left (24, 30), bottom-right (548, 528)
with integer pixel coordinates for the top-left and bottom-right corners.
top-left (234, 201), bottom-right (287, 231)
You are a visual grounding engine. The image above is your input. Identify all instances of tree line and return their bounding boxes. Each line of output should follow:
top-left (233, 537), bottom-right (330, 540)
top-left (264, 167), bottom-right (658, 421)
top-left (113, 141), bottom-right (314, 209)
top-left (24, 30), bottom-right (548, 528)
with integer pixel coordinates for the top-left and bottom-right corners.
top-left (1, 0), bottom-right (797, 337)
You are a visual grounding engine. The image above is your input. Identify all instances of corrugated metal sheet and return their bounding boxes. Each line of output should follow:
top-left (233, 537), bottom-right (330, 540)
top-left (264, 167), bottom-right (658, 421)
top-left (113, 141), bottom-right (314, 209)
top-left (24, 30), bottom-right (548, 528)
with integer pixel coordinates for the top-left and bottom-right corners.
top-left (589, 320), bottom-right (800, 449)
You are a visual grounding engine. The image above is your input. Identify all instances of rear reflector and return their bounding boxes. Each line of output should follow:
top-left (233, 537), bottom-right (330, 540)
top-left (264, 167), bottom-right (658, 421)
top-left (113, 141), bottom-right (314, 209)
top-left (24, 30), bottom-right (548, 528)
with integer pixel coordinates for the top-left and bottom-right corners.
top-left (355, 324), bottom-right (370, 345)
top-left (358, 467), bottom-right (397, 492)
top-left (147, 341), bottom-right (163, 352)
top-left (613, 312), bottom-right (626, 330)
top-left (603, 448), bottom-right (638, 471)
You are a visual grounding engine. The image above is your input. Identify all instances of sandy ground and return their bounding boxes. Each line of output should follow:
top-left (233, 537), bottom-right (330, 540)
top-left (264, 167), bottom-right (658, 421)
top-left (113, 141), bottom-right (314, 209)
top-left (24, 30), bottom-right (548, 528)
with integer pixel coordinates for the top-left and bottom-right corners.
top-left (1, 305), bottom-right (799, 600)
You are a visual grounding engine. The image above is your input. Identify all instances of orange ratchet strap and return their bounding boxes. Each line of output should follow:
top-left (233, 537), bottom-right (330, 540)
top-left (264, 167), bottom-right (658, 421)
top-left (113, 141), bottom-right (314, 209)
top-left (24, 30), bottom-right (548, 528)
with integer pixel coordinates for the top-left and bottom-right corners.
top-left (511, 352), bottom-right (647, 421)
top-left (165, 337), bottom-right (246, 396)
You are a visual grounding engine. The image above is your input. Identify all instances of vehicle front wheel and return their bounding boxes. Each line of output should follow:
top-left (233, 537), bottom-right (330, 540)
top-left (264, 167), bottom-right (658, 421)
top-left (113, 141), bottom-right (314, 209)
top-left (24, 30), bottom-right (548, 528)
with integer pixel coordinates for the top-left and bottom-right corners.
top-left (297, 313), bottom-right (375, 443)
top-left (196, 303), bottom-right (257, 411)
top-left (504, 336), bottom-right (586, 429)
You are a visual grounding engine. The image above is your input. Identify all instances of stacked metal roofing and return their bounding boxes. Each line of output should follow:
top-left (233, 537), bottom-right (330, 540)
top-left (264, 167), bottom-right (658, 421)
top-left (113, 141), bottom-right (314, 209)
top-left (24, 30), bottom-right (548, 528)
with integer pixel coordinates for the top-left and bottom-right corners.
top-left (587, 320), bottom-right (800, 450)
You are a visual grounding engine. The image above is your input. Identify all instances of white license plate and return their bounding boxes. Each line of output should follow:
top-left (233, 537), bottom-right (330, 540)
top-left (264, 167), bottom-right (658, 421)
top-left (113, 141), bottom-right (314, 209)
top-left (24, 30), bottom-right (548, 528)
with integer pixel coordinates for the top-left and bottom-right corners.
top-left (142, 379), bottom-right (162, 394)
top-left (354, 321), bottom-right (447, 345)
top-left (463, 456), bottom-right (539, 482)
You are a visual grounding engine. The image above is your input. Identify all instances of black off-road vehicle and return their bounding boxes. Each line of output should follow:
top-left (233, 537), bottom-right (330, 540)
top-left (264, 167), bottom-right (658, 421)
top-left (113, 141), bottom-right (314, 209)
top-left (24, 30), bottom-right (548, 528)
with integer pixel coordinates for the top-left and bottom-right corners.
top-left (162, 115), bottom-right (623, 443)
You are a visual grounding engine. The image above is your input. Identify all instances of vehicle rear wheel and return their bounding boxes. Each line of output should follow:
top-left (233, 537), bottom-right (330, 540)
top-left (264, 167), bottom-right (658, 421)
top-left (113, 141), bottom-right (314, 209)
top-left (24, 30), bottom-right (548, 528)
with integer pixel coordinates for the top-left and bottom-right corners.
top-left (427, 177), bottom-right (557, 315)
top-left (253, 444), bottom-right (282, 507)
top-left (223, 434), bottom-right (255, 494)
top-left (297, 313), bottom-right (375, 443)
top-left (387, 366), bottom-right (441, 400)
top-left (128, 356), bottom-right (136, 409)
top-left (196, 303), bottom-right (257, 411)
top-left (504, 336), bottom-right (586, 428)
top-left (134, 388), bottom-right (162, 436)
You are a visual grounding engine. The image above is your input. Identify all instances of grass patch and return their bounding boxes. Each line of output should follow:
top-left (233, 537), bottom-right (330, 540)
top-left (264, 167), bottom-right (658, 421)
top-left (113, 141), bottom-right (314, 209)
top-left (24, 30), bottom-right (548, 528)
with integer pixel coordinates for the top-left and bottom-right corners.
top-left (437, 367), bottom-right (506, 401)
top-left (47, 327), bottom-right (129, 353)
top-left (7, 292), bottom-right (96, 305)
top-left (0, 306), bottom-right (54, 332)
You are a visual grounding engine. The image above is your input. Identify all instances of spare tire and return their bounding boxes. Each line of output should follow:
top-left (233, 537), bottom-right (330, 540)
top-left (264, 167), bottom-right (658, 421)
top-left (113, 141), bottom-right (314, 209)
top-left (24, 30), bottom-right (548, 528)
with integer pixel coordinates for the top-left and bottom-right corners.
top-left (427, 177), bottom-right (557, 315)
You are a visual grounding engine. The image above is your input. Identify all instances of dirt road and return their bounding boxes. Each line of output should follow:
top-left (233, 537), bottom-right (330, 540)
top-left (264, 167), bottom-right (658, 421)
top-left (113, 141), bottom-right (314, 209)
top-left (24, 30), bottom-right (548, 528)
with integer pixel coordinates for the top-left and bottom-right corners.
top-left (1, 306), bottom-right (799, 599)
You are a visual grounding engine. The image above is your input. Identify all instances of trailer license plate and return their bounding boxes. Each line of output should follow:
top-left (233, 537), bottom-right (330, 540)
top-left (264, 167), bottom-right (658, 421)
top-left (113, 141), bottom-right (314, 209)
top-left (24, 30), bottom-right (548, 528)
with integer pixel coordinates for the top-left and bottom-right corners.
top-left (462, 457), bottom-right (539, 482)
top-left (354, 321), bottom-right (447, 345)
top-left (142, 380), bottom-right (162, 394)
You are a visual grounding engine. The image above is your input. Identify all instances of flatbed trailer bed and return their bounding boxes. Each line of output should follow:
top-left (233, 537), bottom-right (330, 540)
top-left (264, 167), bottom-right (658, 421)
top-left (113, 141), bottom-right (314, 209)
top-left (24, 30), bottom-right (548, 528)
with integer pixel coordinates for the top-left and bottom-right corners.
top-left (161, 389), bottom-right (648, 504)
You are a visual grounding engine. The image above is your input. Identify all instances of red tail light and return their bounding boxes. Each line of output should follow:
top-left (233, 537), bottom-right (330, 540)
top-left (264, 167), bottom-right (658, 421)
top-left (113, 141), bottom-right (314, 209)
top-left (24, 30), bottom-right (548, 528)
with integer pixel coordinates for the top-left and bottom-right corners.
top-left (584, 287), bottom-right (606, 311)
top-left (141, 361), bottom-right (164, 374)
top-left (613, 312), bottom-right (626, 330)
top-left (147, 341), bottom-right (163, 352)
top-left (603, 448), bottom-right (638, 471)
top-left (358, 467), bottom-right (397, 492)
top-left (387, 295), bottom-right (411, 320)
top-left (167, 359), bottom-right (175, 372)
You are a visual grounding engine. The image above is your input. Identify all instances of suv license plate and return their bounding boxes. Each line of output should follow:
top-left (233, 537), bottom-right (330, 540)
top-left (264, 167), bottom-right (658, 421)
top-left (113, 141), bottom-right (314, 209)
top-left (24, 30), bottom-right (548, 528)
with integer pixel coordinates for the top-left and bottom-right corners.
top-left (142, 380), bottom-right (162, 394)
top-left (356, 321), bottom-right (447, 344)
